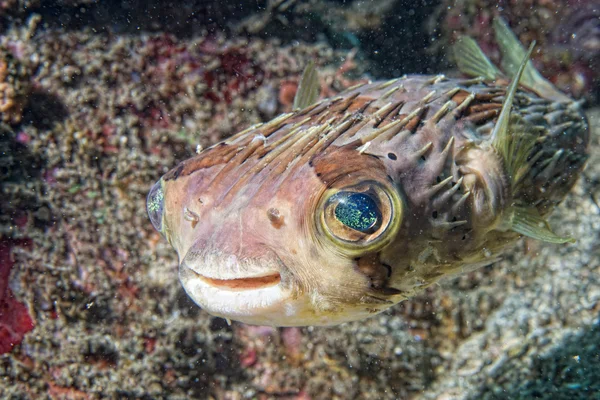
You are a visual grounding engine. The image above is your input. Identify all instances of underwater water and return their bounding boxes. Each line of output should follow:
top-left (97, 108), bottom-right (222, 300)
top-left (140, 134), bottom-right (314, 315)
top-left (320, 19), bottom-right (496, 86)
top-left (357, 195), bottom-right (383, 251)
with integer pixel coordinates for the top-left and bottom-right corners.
top-left (1, 0), bottom-right (599, 399)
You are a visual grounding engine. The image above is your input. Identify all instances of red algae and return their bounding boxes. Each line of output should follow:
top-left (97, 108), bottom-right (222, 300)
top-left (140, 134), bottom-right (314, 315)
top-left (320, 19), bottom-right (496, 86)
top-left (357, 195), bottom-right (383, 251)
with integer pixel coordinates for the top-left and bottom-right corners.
top-left (0, 238), bottom-right (34, 354)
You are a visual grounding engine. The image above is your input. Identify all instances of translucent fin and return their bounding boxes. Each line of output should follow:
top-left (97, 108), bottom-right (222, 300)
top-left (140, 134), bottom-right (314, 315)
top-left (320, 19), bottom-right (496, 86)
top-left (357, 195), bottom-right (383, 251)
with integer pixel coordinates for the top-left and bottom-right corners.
top-left (502, 119), bottom-right (537, 194)
top-left (490, 41), bottom-right (535, 154)
top-left (453, 36), bottom-right (501, 80)
top-left (511, 206), bottom-right (575, 244)
top-left (493, 18), bottom-right (569, 101)
top-left (293, 61), bottom-right (320, 110)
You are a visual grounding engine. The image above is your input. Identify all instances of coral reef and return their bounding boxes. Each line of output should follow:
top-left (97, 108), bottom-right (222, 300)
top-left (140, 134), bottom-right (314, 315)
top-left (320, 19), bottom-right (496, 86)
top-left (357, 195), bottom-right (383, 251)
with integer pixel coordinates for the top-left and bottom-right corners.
top-left (0, 238), bottom-right (34, 355)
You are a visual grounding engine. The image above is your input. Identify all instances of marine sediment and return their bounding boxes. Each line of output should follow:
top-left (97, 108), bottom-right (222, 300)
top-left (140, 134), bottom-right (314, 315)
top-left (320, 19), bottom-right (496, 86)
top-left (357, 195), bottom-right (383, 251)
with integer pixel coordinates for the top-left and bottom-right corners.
top-left (0, 2), bottom-right (598, 399)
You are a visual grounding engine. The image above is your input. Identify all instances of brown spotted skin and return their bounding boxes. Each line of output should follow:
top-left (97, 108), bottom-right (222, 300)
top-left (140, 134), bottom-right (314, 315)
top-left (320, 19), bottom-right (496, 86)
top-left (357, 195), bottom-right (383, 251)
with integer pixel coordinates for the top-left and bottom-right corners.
top-left (156, 75), bottom-right (589, 326)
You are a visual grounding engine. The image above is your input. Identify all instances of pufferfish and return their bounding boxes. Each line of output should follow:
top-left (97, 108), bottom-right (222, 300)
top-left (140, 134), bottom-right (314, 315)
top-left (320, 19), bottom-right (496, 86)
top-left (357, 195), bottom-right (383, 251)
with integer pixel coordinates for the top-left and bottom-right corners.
top-left (147, 19), bottom-right (589, 326)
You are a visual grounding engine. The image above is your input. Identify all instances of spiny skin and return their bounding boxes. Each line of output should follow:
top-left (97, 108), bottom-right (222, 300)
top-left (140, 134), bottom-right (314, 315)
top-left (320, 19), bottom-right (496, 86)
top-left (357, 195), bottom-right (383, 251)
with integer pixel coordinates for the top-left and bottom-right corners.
top-left (149, 75), bottom-right (588, 326)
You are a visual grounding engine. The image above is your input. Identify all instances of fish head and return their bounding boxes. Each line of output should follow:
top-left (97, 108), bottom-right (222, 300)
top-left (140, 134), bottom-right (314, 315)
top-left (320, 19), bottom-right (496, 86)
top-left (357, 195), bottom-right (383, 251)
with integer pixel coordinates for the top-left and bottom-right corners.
top-left (147, 142), bottom-right (406, 326)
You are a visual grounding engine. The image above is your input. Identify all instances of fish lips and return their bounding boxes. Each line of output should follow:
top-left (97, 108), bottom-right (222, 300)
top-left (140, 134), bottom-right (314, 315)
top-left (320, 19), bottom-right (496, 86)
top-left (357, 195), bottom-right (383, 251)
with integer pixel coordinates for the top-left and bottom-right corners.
top-left (178, 246), bottom-right (294, 324)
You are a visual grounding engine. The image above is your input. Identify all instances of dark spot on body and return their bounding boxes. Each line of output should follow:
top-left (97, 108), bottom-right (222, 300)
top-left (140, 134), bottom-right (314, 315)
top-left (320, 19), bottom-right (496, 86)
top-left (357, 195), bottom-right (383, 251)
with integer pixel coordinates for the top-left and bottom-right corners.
top-left (267, 207), bottom-right (285, 229)
top-left (387, 152), bottom-right (397, 160)
top-left (432, 210), bottom-right (438, 219)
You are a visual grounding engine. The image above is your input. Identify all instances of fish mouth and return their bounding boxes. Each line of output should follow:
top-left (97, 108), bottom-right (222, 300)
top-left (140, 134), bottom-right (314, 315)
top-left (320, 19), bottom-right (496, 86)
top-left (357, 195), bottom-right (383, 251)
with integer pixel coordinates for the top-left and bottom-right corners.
top-left (178, 249), bottom-right (293, 324)
top-left (190, 270), bottom-right (282, 290)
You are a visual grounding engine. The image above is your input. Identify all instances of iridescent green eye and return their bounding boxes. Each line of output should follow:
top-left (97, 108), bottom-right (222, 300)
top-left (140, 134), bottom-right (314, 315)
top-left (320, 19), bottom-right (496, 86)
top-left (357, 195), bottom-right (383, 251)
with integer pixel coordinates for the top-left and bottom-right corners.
top-left (334, 193), bottom-right (381, 233)
top-left (319, 181), bottom-right (403, 253)
top-left (147, 179), bottom-right (165, 234)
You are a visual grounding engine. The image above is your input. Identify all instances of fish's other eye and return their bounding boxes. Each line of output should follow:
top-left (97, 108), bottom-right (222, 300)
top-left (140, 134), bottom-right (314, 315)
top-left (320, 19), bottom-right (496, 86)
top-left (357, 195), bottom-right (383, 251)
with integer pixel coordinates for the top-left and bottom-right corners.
top-left (319, 181), bottom-right (403, 253)
top-left (147, 179), bottom-right (165, 234)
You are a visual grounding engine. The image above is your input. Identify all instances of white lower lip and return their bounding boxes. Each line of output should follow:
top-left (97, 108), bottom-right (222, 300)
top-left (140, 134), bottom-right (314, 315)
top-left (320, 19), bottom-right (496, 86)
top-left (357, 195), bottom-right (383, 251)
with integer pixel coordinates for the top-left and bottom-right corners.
top-left (179, 265), bottom-right (289, 323)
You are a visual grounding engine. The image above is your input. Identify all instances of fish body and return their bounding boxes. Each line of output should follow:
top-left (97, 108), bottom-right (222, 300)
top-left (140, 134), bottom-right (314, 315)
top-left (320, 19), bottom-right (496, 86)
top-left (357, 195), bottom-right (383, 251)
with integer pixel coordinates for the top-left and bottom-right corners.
top-left (147, 21), bottom-right (589, 326)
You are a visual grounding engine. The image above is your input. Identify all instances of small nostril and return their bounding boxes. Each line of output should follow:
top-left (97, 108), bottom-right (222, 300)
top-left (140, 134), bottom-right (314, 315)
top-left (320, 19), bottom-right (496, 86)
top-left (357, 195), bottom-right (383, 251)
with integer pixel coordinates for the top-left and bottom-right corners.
top-left (267, 207), bottom-right (285, 229)
top-left (147, 179), bottom-right (165, 234)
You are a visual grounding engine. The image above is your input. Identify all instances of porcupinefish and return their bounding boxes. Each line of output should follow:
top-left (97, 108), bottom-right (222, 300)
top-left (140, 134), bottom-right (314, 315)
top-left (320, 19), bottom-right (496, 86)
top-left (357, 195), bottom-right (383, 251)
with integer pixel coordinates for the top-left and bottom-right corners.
top-left (147, 19), bottom-right (589, 326)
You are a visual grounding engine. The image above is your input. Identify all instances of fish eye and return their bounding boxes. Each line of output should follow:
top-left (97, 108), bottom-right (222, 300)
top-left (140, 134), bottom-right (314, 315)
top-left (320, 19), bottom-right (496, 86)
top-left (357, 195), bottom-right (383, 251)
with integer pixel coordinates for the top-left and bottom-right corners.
top-left (319, 181), bottom-right (402, 253)
top-left (333, 192), bottom-right (381, 233)
top-left (147, 179), bottom-right (165, 234)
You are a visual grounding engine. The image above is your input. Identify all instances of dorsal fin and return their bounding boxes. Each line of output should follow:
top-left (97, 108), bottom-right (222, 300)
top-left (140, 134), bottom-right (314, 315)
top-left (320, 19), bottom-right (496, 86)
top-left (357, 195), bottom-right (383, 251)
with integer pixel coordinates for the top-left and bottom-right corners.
top-left (493, 17), bottom-right (570, 102)
top-left (453, 36), bottom-right (502, 80)
top-left (293, 61), bottom-right (320, 110)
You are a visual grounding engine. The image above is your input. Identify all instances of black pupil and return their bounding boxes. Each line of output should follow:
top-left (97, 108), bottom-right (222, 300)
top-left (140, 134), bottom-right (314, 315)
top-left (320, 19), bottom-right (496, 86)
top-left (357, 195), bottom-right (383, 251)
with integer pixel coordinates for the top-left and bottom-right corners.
top-left (334, 192), bottom-right (380, 233)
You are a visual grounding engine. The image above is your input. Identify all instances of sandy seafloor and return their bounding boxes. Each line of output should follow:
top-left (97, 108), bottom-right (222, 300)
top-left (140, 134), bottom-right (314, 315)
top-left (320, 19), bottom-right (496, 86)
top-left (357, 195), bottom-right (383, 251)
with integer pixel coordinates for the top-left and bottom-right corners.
top-left (0, 1), bottom-right (599, 399)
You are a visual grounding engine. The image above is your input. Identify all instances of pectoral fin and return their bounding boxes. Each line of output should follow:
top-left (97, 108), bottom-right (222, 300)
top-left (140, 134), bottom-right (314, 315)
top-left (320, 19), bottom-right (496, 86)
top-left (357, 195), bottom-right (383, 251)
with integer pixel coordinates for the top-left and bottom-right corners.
top-left (511, 206), bottom-right (575, 244)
